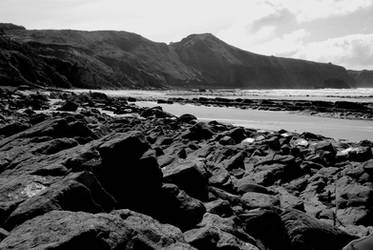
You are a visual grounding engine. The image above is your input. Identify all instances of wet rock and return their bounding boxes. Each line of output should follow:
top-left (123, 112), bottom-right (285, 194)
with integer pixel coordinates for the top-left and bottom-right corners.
top-left (4, 171), bottom-right (116, 230)
top-left (0, 209), bottom-right (193, 250)
top-left (343, 234), bottom-right (373, 250)
top-left (157, 184), bottom-right (206, 231)
top-left (281, 209), bottom-right (357, 250)
top-left (184, 213), bottom-right (260, 250)
top-left (204, 199), bottom-right (233, 218)
top-left (182, 122), bottom-right (214, 141)
top-left (0, 122), bottom-right (30, 137)
top-left (236, 176), bottom-right (272, 195)
top-left (243, 209), bottom-right (291, 250)
top-left (0, 228), bottom-right (8, 242)
top-left (97, 132), bottom-right (163, 212)
top-left (241, 192), bottom-right (280, 209)
top-left (179, 114), bottom-right (197, 123)
top-left (163, 159), bottom-right (209, 200)
top-left (58, 100), bottom-right (79, 112)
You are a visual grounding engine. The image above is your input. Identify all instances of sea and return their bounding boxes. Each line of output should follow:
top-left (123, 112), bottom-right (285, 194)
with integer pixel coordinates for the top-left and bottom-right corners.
top-left (70, 88), bottom-right (373, 142)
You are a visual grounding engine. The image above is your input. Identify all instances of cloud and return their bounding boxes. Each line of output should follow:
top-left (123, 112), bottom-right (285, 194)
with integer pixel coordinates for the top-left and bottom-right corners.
top-left (264, 0), bottom-right (373, 22)
top-left (293, 33), bottom-right (373, 69)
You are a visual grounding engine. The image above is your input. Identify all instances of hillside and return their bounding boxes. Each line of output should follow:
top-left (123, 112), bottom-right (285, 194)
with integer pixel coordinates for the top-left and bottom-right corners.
top-left (348, 70), bottom-right (373, 87)
top-left (0, 23), bottom-right (356, 89)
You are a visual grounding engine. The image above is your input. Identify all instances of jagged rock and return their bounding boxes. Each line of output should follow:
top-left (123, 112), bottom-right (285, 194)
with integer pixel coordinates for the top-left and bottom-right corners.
top-left (343, 234), bottom-right (373, 250)
top-left (182, 122), bottom-right (214, 141)
top-left (241, 192), bottom-right (280, 209)
top-left (205, 199), bottom-right (233, 218)
top-left (58, 100), bottom-right (79, 112)
top-left (97, 132), bottom-right (163, 212)
top-left (281, 209), bottom-right (357, 250)
top-left (4, 171), bottom-right (116, 230)
top-left (156, 184), bottom-right (206, 231)
top-left (243, 209), bottom-right (291, 250)
top-left (0, 122), bottom-right (29, 137)
top-left (0, 228), bottom-right (8, 242)
top-left (184, 213), bottom-right (260, 250)
top-left (163, 159), bottom-right (209, 200)
top-left (235, 176), bottom-right (272, 195)
top-left (0, 209), bottom-right (194, 249)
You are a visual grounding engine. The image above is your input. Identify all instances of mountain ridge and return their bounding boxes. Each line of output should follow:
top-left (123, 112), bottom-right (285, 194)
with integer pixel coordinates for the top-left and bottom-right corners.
top-left (0, 23), bottom-right (356, 89)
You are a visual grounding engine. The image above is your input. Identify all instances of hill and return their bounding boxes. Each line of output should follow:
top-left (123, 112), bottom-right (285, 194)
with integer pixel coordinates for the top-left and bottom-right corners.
top-left (0, 23), bottom-right (355, 89)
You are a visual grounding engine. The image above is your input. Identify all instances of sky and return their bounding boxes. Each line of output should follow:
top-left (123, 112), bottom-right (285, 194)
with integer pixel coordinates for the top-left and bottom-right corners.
top-left (1, 0), bottom-right (373, 70)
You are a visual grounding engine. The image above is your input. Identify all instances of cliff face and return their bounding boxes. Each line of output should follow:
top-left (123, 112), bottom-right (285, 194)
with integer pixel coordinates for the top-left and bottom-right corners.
top-left (348, 70), bottom-right (373, 87)
top-left (0, 24), bottom-right (356, 89)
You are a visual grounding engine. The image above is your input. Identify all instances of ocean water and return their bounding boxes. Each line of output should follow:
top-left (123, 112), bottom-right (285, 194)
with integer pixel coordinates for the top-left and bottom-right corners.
top-left (69, 88), bottom-right (373, 141)
top-left (70, 88), bottom-right (373, 102)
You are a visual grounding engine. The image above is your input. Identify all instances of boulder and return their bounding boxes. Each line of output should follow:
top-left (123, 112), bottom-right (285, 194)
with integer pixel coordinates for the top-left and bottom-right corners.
top-left (281, 209), bottom-right (357, 250)
top-left (156, 184), bottom-right (206, 231)
top-left (182, 122), bottom-right (214, 141)
top-left (179, 114), bottom-right (197, 123)
top-left (97, 132), bottom-right (163, 212)
top-left (241, 192), bottom-right (280, 209)
top-left (184, 213), bottom-right (260, 250)
top-left (4, 171), bottom-right (116, 230)
top-left (163, 159), bottom-right (209, 200)
top-left (58, 100), bottom-right (79, 112)
top-left (343, 234), bottom-right (373, 250)
top-left (243, 209), bottom-right (291, 250)
top-left (0, 209), bottom-right (194, 249)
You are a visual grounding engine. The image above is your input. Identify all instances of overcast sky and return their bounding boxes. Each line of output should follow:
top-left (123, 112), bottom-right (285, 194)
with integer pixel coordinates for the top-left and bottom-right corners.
top-left (1, 0), bottom-right (373, 70)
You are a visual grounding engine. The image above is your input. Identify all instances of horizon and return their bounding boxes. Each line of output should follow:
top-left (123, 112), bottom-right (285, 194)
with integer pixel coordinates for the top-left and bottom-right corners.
top-left (1, 0), bottom-right (373, 70)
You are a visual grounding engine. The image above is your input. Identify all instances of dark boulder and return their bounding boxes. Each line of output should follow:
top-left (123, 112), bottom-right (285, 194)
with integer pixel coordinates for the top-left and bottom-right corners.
top-left (243, 209), bottom-right (291, 250)
top-left (179, 114), bottom-right (197, 123)
top-left (163, 159), bottom-right (209, 201)
top-left (182, 122), bottom-right (214, 141)
top-left (0, 209), bottom-right (194, 250)
top-left (0, 122), bottom-right (30, 137)
top-left (58, 100), bottom-right (79, 112)
top-left (156, 184), bottom-right (206, 231)
top-left (184, 213), bottom-right (260, 250)
top-left (281, 209), bottom-right (357, 250)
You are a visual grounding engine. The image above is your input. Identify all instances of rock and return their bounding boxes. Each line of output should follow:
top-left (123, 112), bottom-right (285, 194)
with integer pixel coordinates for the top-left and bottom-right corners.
top-left (179, 114), bottom-right (197, 123)
top-left (97, 132), bottom-right (163, 212)
top-left (0, 209), bottom-right (194, 249)
top-left (184, 213), bottom-right (260, 250)
top-left (205, 199), bottom-right (233, 218)
top-left (281, 209), bottom-right (357, 250)
top-left (141, 106), bottom-right (173, 118)
top-left (0, 122), bottom-right (30, 137)
top-left (343, 234), bottom-right (373, 250)
top-left (58, 100), bottom-right (79, 112)
top-left (182, 122), bottom-right (214, 141)
top-left (163, 159), bottom-right (209, 200)
top-left (0, 228), bottom-right (8, 242)
top-left (156, 184), bottom-right (206, 231)
top-left (208, 167), bottom-right (233, 191)
top-left (236, 176), bottom-right (272, 195)
top-left (221, 151), bottom-right (246, 171)
top-left (348, 147), bottom-right (373, 162)
top-left (243, 209), bottom-right (291, 250)
top-left (219, 135), bottom-right (235, 145)
top-left (241, 192), bottom-right (280, 209)
top-left (4, 171), bottom-right (116, 230)
top-left (35, 137), bottom-right (79, 155)
top-left (226, 127), bottom-right (246, 143)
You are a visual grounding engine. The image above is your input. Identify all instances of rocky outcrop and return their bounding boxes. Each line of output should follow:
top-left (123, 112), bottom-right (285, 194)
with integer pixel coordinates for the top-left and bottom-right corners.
top-left (0, 23), bottom-right (355, 89)
top-left (0, 89), bottom-right (372, 249)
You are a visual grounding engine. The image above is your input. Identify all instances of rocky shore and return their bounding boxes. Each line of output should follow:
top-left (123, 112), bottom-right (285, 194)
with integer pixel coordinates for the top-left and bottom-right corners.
top-left (163, 96), bottom-right (373, 120)
top-left (1, 88), bottom-right (373, 249)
